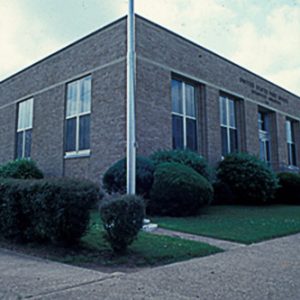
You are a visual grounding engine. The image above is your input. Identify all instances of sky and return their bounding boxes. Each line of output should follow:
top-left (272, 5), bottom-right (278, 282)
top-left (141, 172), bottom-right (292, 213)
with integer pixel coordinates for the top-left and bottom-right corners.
top-left (0, 0), bottom-right (299, 96)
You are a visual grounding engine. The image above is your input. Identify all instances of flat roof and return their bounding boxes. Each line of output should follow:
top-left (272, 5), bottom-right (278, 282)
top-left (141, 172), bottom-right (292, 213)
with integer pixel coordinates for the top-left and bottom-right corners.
top-left (1, 14), bottom-right (299, 99)
top-left (0, 15), bottom-right (127, 85)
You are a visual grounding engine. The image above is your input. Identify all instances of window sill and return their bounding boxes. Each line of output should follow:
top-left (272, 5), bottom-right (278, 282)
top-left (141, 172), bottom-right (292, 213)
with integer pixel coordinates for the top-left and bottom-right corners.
top-left (64, 150), bottom-right (91, 159)
top-left (287, 165), bottom-right (299, 170)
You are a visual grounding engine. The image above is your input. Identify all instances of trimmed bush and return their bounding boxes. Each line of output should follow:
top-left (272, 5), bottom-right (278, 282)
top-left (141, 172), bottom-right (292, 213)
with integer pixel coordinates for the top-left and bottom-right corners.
top-left (0, 159), bottom-right (43, 179)
top-left (103, 156), bottom-right (155, 197)
top-left (0, 179), bottom-right (101, 245)
top-left (35, 179), bottom-right (101, 245)
top-left (150, 149), bottom-right (211, 180)
top-left (149, 162), bottom-right (213, 216)
top-left (100, 195), bottom-right (145, 253)
top-left (212, 181), bottom-right (235, 205)
top-left (276, 172), bottom-right (300, 204)
top-left (216, 153), bottom-right (279, 205)
top-left (0, 180), bottom-right (38, 242)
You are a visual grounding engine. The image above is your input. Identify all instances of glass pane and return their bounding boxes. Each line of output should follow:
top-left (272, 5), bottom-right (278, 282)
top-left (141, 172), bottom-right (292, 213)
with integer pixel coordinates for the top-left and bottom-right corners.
top-left (230, 128), bottom-right (238, 153)
top-left (80, 76), bottom-right (91, 113)
top-left (27, 99), bottom-right (33, 128)
top-left (288, 143), bottom-right (297, 166)
top-left (219, 97), bottom-right (227, 126)
top-left (258, 112), bottom-right (263, 131)
top-left (186, 118), bottom-right (197, 151)
top-left (263, 114), bottom-right (269, 131)
top-left (292, 144), bottom-right (297, 166)
top-left (221, 126), bottom-right (228, 156)
top-left (79, 115), bottom-right (90, 150)
top-left (172, 80), bottom-right (183, 114)
top-left (16, 132), bottom-right (23, 158)
top-left (66, 118), bottom-right (76, 152)
top-left (286, 121), bottom-right (292, 143)
top-left (172, 115), bottom-right (183, 149)
top-left (259, 140), bottom-right (265, 161)
top-left (18, 102), bottom-right (24, 130)
top-left (229, 99), bottom-right (236, 128)
top-left (66, 82), bottom-right (78, 117)
top-left (265, 141), bottom-right (270, 162)
top-left (24, 130), bottom-right (32, 158)
top-left (18, 99), bottom-right (33, 130)
top-left (185, 84), bottom-right (195, 117)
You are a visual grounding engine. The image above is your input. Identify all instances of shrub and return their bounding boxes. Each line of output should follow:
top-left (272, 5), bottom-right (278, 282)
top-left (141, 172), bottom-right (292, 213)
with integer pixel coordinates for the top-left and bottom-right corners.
top-left (150, 149), bottom-right (211, 180)
top-left (100, 195), bottom-right (145, 253)
top-left (0, 179), bottom-right (37, 242)
top-left (216, 153), bottom-right (279, 205)
top-left (103, 156), bottom-right (155, 197)
top-left (35, 179), bottom-right (101, 245)
top-left (0, 179), bottom-right (101, 245)
top-left (276, 172), bottom-right (300, 204)
top-left (212, 181), bottom-right (235, 205)
top-left (149, 162), bottom-right (213, 216)
top-left (0, 159), bottom-right (43, 179)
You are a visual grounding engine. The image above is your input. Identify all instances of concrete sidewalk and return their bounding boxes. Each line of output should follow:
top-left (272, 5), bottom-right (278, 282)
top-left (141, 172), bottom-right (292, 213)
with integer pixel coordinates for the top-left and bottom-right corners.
top-left (1, 233), bottom-right (300, 299)
top-left (153, 228), bottom-right (245, 250)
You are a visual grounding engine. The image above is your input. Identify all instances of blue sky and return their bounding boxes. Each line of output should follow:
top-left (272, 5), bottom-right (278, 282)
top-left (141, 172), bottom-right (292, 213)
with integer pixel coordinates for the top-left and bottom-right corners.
top-left (1, 0), bottom-right (299, 95)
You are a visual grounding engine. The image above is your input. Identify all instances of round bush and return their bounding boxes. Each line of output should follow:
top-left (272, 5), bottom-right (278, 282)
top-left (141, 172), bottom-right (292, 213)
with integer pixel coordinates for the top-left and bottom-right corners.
top-left (216, 153), bottom-right (279, 205)
top-left (0, 159), bottom-right (43, 179)
top-left (102, 156), bottom-right (155, 197)
top-left (150, 149), bottom-right (211, 181)
top-left (100, 195), bottom-right (145, 253)
top-left (276, 172), bottom-right (300, 205)
top-left (149, 162), bottom-right (213, 216)
top-left (212, 181), bottom-right (235, 205)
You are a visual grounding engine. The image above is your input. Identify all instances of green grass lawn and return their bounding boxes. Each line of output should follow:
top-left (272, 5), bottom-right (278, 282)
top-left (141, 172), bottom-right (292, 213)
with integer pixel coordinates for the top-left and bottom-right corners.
top-left (70, 211), bottom-right (221, 267)
top-left (152, 205), bottom-right (300, 244)
top-left (0, 211), bottom-right (222, 270)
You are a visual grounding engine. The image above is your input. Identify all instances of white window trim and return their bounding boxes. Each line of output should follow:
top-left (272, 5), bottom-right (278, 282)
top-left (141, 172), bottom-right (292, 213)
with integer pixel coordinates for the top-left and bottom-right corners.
top-left (64, 149), bottom-right (91, 159)
top-left (65, 76), bottom-right (91, 156)
top-left (172, 81), bottom-right (197, 149)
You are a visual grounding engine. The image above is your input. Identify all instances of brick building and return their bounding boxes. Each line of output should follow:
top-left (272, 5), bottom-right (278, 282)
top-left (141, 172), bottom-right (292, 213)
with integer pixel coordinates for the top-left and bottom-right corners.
top-left (0, 15), bottom-right (299, 183)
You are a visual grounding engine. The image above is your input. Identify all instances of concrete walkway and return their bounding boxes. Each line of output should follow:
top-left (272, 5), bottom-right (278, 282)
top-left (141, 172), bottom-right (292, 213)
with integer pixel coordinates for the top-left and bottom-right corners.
top-left (1, 233), bottom-right (300, 299)
top-left (153, 228), bottom-right (245, 250)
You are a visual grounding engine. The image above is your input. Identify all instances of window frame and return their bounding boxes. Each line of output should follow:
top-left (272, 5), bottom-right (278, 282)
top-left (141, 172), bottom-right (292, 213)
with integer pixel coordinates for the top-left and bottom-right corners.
top-left (65, 76), bottom-right (91, 158)
top-left (171, 79), bottom-right (198, 151)
top-left (16, 98), bottom-right (34, 159)
top-left (258, 111), bottom-right (271, 162)
top-left (286, 119), bottom-right (297, 167)
top-left (220, 95), bottom-right (238, 156)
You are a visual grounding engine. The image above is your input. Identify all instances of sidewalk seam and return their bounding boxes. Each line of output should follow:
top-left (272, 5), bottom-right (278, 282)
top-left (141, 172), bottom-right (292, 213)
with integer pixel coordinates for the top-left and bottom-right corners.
top-left (24, 273), bottom-right (123, 299)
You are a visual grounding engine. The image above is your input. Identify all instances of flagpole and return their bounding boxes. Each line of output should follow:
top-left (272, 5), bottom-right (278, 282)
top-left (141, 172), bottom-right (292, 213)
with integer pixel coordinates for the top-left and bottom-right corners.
top-left (126, 0), bottom-right (136, 194)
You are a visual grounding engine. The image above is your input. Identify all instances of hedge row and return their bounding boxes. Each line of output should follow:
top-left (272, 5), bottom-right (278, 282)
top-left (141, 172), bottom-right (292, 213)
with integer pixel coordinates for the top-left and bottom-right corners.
top-left (103, 150), bottom-right (213, 216)
top-left (103, 150), bottom-right (300, 216)
top-left (0, 159), bottom-right (44, 179)
top-left (215, 153), bottom-right (279, 205)
top-left (0, 179), bottom-right (101, 245)
top-left (276, 172), bottom-right (300, 205)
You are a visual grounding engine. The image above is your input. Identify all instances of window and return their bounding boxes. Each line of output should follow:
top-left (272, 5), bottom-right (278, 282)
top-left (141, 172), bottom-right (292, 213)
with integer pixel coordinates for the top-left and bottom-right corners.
top-left (219, 95), bottom-right (238, 156)
top-left (258, 112), bottom-right (271, 162)
top-left (171, 79), bottom-right (197, 151)
top-left (286, 120), bottom-right (297, 166)
top-left (16, 98), bottom-right (33, 158)
top-left (65, 76), bottom-right (91, 155)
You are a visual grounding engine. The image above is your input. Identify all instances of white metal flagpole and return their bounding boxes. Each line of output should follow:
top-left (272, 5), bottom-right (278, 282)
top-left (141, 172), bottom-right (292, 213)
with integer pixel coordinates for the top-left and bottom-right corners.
top-left (126, 0), bottom-right (136, 194)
